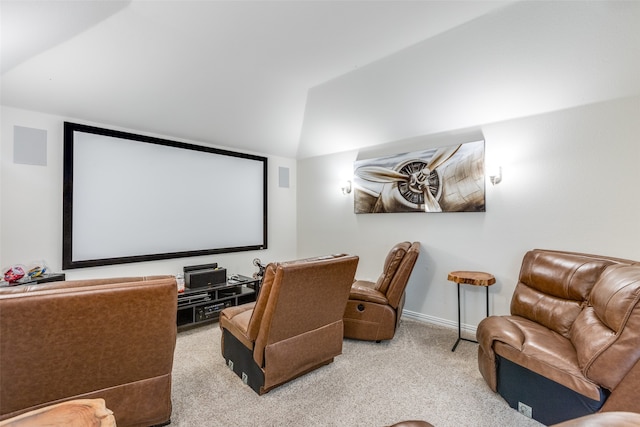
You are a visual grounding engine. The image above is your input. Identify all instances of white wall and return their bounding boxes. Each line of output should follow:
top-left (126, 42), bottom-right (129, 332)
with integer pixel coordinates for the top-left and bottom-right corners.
top-left (0, 106), bottom-right (298, 280)
top-left (2, 99), bottom-right (639, 336)
top-left (297, 96), bottom-right (640, 332)
top-left (297, 1), bottom-right (640, 159)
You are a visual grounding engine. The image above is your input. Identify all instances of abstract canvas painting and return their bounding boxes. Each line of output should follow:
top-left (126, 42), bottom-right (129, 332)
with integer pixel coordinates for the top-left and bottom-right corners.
top-left (353, 140), bottom-right (485, 213)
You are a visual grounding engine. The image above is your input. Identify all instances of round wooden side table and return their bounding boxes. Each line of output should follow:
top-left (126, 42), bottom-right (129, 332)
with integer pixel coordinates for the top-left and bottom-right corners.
top-left (448, 270), bottom-right (495, 352)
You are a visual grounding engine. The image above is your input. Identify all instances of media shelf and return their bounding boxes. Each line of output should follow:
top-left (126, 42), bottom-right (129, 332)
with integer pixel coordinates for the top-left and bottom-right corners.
top-left (177, 275), bottom-right (260, 328)
top-left (1, 273), bottom-right (66, 287)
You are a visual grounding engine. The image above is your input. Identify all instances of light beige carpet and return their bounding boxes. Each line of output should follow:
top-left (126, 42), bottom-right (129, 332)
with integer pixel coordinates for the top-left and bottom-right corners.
top-left (170, 319), bottom-right (542, 427)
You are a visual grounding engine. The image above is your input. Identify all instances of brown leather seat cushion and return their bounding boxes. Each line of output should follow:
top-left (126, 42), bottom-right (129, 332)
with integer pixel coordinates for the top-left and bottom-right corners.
top-left (492, 316), bottom-right (602, 400)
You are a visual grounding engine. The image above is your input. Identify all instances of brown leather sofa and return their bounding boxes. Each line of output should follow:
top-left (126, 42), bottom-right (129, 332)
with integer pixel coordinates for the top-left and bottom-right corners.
top-left (0, 276), bottom-right (178, 427)
top-left (477, 249), bottom-right (640, 425)
top-left (343, 241), bottom-right (420, 342)
top-left (220, 254), bottom-right (359, 394)
top-left (552, 411), bottom-right (640, 427)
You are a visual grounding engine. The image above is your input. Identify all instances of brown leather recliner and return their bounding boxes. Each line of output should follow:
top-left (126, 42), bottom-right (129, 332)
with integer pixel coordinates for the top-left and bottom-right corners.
top-left (219, 254), bottom-right (359, 395)
top-left (0, 276), bottom-right (178, 427)
top-left (343, 241), bottom-right (420, 342)
top-left (477, 249), bottom-right (640, 426)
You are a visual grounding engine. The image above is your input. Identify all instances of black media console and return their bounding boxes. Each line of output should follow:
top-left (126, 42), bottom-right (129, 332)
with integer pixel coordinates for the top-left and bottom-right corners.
top-left (177, 274), bottom-right (260, 328)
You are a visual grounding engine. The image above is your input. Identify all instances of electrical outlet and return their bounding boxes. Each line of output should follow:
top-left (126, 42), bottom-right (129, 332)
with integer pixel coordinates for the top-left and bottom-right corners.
top-left (518, 402), bottom-right (532, 418)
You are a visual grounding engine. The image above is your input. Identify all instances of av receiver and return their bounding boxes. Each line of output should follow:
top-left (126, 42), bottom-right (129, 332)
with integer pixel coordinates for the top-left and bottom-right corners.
top-left (196, 302), bottom-right (229, 321)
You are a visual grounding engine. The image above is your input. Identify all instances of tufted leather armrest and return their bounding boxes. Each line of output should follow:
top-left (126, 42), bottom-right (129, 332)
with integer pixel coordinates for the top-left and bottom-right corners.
top-left (477, 316), bottom-right (525, 356)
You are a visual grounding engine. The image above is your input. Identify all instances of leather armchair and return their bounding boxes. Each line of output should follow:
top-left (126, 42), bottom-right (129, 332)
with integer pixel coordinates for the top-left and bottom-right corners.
top-left (219, 254), bottom-right (359, 395)
top-left (477, 249), bottom-right (640, 425)
top-left (343, 241), bottom-right (420, 342)
top-left (0, 276), bottom-right (177, 427)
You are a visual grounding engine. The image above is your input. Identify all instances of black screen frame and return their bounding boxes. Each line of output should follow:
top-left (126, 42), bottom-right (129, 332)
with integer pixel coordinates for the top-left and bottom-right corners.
top-left (62, 122), bottom-right (268, 269)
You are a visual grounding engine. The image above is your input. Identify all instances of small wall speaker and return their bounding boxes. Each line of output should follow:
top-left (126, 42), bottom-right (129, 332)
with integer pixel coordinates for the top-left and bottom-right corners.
top-left (279, 166), bottom-right (290, 188)
top-left (14, 125), bottom-right (47, 166)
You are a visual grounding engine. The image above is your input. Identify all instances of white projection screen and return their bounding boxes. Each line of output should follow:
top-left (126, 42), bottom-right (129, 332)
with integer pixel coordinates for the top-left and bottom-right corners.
top-left (63, 122), bottom-right (267, 269)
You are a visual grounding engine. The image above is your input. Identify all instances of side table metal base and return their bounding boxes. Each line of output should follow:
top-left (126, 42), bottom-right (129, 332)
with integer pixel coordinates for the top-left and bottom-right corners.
top-left (449, 271), bottom-right (494, 352)
top-left (451, 336), bottom-right (478, 352)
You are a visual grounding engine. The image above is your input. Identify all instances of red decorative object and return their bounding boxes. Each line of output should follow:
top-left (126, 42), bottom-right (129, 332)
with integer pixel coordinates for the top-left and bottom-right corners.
top-left (4, 265), bottom-right (25, 283)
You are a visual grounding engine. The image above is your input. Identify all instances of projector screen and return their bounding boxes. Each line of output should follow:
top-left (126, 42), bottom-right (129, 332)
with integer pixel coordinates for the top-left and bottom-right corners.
top-left (63, 122), bottom-right (267, 269)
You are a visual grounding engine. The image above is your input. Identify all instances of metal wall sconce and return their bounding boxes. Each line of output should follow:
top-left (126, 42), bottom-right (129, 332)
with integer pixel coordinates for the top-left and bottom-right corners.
top-left (489, 167), bottom-right (502, 185)
top-left (341, 180), bottom-right (352, 195)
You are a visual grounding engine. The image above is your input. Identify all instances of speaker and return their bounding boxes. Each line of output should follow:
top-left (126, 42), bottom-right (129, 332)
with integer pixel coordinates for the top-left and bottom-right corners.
top-left (185, 268), bottom-right (227, 289)
top-left (14, 126), bottom-right (47, 166)
top-left (279, 166), bottom-right (289, 188)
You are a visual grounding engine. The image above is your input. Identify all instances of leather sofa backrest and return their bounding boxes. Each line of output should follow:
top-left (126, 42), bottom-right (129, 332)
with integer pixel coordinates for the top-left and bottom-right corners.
top-left (511, 250), bottom-right (619, 338)
top-left (250, 254), bottom-right (358, 367)
top-left (246, 262), bottom-right (278, 342)
top-left (0, 276), bottom-right (177, 425)
top-left (375, 242), bottom-right (411, 295)
top-left (570, 264), bottom-right (640, 390)
top-left (0, 276), bottom-right (168, 295)
top-left (383, 242), bottom-right (420, 309)
top-left (247, 254), bottom-right (349, 343)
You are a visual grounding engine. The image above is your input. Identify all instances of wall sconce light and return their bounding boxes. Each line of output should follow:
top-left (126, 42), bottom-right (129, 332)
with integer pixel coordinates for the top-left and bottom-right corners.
top-left (341, 180), bottom-right (352, 195)
top-left (489, 167), bottom-right (502, 186)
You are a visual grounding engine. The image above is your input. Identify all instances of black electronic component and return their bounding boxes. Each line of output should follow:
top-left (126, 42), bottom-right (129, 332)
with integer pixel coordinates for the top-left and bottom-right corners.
top-left (185, 267), bottom-right (227, 289)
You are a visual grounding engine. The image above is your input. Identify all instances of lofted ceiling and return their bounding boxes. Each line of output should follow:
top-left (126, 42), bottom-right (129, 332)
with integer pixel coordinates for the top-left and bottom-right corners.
top-left (3, 1), bottom-right (639, 160)
top-left (1, 0), bottom-right (515, 158)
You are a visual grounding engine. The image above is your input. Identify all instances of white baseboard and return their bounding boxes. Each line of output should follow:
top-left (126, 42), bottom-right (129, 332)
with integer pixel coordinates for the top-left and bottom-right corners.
top-left (402, 309), bottom-right (478, 336)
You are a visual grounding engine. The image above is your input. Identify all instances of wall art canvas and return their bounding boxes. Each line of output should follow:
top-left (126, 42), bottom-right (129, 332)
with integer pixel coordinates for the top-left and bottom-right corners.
top-left (353, 140), bottom-right (485, 213)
